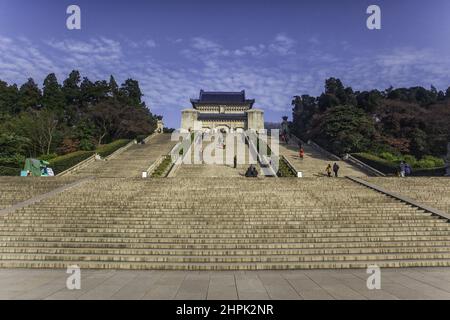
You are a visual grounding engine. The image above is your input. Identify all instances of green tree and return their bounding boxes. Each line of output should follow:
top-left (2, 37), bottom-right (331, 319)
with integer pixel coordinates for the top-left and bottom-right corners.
top-left (313, 105), bottom-right (376, 155)
top-left (62, 70), bottom-right (81, 106)
top-left (42, 73), bottom-right (64, 111)
top-left (18, 78), bottom-right (41, 112)
top-left (109, 75), bottom-right (119, 98)
top-left (356, 90), bottom-right (382, 113)
top-left (80, 77), bottom-right (95, 107)
top-left (0, 81), bottom-right (19, 114)
top-left (410, 128), bottom-right (428, 157)
top-left (8, 110), bottom-right (59, 156)
top-left (292, 94), bottom-right (317, 137)
top-left (119, 79), bottom-right (144, 107)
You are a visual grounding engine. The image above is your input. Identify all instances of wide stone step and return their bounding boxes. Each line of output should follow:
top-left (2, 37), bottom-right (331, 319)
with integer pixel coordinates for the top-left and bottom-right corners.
top-left (0, 226), bottom-right (448, 234)
top-left (4, 240), bottom-right (450, 250)
top-left (1, 229), bottom-right (449, 238)
top-left (1, 246), bottom-right (450, 256)
top-left (9, 211), bottom-right (432, 217)
top-left (3, 252), bottom-right (450, 264)
top-left (3, 258), bottom-right (450, 270)
top-left (1, 234), bottom-right (450, 244)
top-left (2, 222), bottom-right (445, 229)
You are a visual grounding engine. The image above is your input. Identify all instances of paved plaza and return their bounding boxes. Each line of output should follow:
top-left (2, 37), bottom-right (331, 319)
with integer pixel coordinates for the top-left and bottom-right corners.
top-left (0, 267), bottom-right (449, 300)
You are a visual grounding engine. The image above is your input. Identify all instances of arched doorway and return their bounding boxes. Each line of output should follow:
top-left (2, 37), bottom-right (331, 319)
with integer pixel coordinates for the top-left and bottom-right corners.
top-left (215, 125), bottom-right (230, 133)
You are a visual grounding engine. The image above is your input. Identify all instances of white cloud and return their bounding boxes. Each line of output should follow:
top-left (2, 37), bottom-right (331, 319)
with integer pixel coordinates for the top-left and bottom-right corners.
top-left (269, 33), bottom-right (296, 55)
top-left (1, 34), bottom-right (450, 127)
top-left (144, 40), bottom-right (157, 48)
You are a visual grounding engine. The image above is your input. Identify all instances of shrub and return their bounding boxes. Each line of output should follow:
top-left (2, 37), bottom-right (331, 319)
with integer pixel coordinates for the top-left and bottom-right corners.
top-left (0, 154), bottom-right (25, 168)
top-left (136, 135), bottom-right (147, 143)
top-left (49, 151), bottom-right (95, 174)
top-left (59, 138), bottom-right (80, 154)
top-left (379, 152), bottom-right (397, 162)
top-left (38, 153), bottom-right (58, 162)
top-left (0, 166), bottom-right (20, 176)
top-left (352, 152), bottom-right (446, 175)
top-left (79, 139), bottom-right (96, 151)
top-left (277, 157), bottom-right (296, 177)
top-left (46, 139), bottom-right (131, 174)
top-left (420, 155), bottom-right (445, 167)
top-left (96, 139), bottom-right (131, 158)
top-left (403, 155), bottom-right (417, 167)
top-left (151, 156), bottom-right (173, 177)
top-left (352, 153), bottom-right (397, 174)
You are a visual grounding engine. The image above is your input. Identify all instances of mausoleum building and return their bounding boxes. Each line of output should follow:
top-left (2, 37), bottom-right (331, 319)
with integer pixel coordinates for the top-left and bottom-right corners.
top-left (181, 90), bottom-right (264, 132)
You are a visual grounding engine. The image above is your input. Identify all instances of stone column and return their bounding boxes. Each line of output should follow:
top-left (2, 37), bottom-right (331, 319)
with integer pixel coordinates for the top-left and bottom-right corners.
top-left (156, 119), bottom-right (164, 133)
top-left (246, 109), bottom-right (265, 132)
top-left (181, 109), bottom-right (199, 133)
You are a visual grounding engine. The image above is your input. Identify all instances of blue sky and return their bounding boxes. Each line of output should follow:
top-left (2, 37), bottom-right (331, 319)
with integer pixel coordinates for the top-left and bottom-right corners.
top-left (1, 0), bottom-right (450, 127)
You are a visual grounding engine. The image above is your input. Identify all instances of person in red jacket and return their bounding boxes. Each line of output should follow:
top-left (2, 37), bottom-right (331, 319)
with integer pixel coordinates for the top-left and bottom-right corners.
top-left (299, 147), bottom-right (305, 160)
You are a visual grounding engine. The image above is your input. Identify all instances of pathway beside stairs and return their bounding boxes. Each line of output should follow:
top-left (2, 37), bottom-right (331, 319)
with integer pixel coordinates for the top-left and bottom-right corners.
top-left (278, 140), bottom-right (366, 177)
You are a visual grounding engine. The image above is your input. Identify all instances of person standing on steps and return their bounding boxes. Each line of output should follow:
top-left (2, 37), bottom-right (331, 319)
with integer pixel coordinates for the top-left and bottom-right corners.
top-left (326, 164), bottom-right (332, 177)
top-left (405, 162), bottom-right (412, 177)
top-left (299, 147), bottom-right (305, 160)
top-left (333, 162), bottom-right (340, 177)
top-left (399, 161), bottom-right (406, 177)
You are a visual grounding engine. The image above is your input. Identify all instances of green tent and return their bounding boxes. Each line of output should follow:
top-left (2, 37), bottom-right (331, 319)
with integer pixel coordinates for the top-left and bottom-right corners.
top-left (22, 158), bottom-right (50, 177)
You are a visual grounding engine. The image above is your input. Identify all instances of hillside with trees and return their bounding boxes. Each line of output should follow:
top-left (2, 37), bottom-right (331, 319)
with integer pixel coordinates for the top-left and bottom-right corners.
top-left (291, 78), bottom-right (450, 173)
top-left (0, 70), bottom-right (158, 175)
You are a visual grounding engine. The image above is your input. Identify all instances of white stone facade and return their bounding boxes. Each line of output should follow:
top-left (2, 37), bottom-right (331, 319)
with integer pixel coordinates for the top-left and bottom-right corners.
top-left (181, 90), bottom-right (264, 133)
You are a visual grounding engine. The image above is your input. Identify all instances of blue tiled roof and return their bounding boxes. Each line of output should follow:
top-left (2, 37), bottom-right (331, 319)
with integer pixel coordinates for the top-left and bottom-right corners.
top-left (199, 90), bottom-right (245, 103)
top-left (191, 90), bottom-right (255, 106)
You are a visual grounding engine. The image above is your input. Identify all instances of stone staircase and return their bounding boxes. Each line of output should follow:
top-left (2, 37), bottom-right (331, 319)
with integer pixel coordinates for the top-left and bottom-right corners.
top-left (174, 165), bottom-right (252, 178)
top-left (0, 177), bottom-right (79, 210)
top-left (0, 177), bottom-right (449, 270)
top-left (363, 177), bottom-right (450, 214)
top-left (71, 134), bottom-right (177, 178)
top-left (174, 135), bottom-right (261, 178)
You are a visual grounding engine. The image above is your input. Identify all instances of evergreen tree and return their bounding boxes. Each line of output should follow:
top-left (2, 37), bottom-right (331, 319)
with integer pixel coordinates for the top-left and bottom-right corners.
top-left (18, 78), bottom-right (42, 112)
top-left (119, 79), bottom-right (144, 107)
top-left (80, 77), bottom-right (95, 107)
top-left (0, 81), bottom-right (19, 114)
top-left (109, 75), bottom-right (119, 98)
top-left (42, 73), bottom-right (64, 111)
top-left (62, 70), bottom-right (81, 106)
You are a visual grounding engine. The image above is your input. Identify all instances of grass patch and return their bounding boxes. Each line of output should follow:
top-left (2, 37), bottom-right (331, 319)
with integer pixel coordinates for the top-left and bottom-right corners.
top-left (277, 157), bottom-right (296, 177)
top-left (151, 156), bottom-right (173, 177)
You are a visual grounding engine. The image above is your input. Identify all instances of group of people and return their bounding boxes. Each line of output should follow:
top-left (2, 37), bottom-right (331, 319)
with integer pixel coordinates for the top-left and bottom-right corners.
top-left (399, 161), bottom-right (412, 177)
top-left (326, 163), bottom-right (340, 177)
top-left (299, 144), bottom-right (341, 177)
top-left (244, 164), bottom-right (258, 177)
